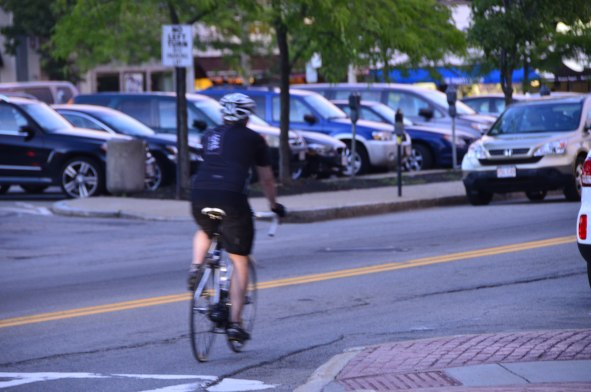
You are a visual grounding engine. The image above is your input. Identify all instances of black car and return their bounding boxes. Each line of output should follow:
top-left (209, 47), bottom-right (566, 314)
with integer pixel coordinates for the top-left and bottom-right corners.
top-left (53, 104), bottom-right (202, 190)
top-left (0, 96), bottom-right (136, 198)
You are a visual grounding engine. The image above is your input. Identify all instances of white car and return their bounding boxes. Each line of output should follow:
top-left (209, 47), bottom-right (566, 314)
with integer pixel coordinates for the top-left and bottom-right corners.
top-left (576, 151), bottom-right (591, 288)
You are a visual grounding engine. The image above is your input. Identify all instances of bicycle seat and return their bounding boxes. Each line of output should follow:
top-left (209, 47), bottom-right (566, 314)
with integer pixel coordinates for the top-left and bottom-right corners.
top-left (201, 207), bottom-right (226, 220)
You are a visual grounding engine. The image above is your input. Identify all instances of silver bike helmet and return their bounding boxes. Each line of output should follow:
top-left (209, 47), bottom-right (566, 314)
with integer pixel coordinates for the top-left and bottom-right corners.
top-left (219, 93), bottom-right (256, 122)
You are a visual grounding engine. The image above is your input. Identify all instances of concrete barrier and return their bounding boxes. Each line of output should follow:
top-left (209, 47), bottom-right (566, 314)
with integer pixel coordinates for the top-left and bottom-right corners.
top-left (106, 139), bottom-right (145, 194)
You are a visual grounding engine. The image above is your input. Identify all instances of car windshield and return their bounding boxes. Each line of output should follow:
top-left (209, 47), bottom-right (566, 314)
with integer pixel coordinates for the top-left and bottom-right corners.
top-left (488, 101), bottom-right (582, 135)
top-left (21, 102), bottom-right (72, 132)
top-left (423, 90), bottom-right (475, 115)
top-left (302, 94), bottom-right (348, 120)
top-left (371, 103), bottom-right (413, 125)
top-left (193, 99), bottom-right (223, 125)
top-left (93, 110), bottom-right (155, 136)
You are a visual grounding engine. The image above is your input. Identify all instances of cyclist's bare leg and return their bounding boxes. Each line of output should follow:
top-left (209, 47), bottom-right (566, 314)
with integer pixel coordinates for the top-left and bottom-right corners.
top-left (228, 253), bottom-right (249, 323)
top-left (192, 230), bottom-right (212, 265)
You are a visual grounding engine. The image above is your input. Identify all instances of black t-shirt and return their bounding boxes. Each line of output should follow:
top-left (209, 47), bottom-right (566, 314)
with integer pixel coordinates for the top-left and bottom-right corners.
top-left (191, 123), bottom-right (271, 199)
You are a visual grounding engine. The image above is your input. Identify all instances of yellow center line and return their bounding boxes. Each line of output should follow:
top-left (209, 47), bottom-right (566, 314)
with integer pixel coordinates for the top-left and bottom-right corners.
top-left (0, 235), bottom-right (575, 329)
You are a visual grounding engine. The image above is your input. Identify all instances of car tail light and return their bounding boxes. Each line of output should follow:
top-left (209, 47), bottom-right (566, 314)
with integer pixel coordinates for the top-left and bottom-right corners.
top-left (579, 214), bottom-right (587, 240)
top-left (582, 159), bottom-right (591, 187)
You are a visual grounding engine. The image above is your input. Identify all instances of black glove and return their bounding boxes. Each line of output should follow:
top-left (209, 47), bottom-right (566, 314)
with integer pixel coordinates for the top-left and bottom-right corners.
top-left (271, 203), bottom-right (286, 218)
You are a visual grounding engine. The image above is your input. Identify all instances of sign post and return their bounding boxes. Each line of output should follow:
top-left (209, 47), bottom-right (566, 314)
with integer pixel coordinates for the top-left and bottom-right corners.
top-left (395, 109), bottom-right (404, 197)
top-left (162, 25), bottom-right (193, 199)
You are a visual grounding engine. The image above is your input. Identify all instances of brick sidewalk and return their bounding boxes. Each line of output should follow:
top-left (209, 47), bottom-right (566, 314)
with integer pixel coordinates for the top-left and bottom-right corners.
top-left (336, 329), bottom-right (591, 391)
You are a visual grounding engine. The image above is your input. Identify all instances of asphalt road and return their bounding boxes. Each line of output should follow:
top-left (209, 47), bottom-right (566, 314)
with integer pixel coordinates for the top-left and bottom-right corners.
top-left (0, 194), bottom-right (589, 391)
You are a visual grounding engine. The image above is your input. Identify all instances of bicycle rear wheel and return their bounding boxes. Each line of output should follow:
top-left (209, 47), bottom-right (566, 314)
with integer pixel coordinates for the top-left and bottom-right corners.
top-left (190, 268), bottom-right (216, 362)
top-left (227, 259), bottom-right (258, 353)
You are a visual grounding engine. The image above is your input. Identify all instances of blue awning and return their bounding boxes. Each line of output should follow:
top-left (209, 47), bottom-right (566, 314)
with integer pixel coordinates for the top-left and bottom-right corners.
top-left (372, 66), bottom-right (539, 85)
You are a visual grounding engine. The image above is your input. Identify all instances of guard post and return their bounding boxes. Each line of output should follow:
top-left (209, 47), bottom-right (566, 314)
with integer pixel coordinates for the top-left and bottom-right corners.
top-left (348, 92), bottom-right (361, 178)
top-left (446, 85), bottom-right (458, 170)
top-left (395, 109), bottom-right (404, 197)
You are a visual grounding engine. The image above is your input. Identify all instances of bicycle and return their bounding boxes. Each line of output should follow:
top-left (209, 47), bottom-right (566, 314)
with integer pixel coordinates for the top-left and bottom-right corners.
top-left (189, 207), bottom-right (279, 362)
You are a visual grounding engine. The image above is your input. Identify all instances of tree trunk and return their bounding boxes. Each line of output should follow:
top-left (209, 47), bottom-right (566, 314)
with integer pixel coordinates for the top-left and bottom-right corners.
top-left (276, 21), bottom-right (292, 185)
top-left (500, 48), bottom-right (514, 107)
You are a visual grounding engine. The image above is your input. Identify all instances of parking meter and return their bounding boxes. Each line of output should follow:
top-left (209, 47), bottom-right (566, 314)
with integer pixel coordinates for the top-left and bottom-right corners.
top-left (348, 93), bottom-right (361, 177)
top-left (348, 93), bottom-right (361, 124)
top-left (446, 85), bottom-right (458, 169)
top-left (446, 85), bottom-right (457, 118)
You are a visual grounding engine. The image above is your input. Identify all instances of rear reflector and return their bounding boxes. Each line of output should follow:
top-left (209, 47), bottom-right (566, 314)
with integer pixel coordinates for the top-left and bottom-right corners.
top-left (582, 159), bottom-right (591, 187)
top-left (579, 214), bottom-right (587, 240)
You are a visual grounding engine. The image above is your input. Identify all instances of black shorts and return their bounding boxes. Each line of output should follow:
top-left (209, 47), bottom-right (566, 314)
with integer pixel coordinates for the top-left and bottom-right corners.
top-left (191, 191), bottom-right (254, 256)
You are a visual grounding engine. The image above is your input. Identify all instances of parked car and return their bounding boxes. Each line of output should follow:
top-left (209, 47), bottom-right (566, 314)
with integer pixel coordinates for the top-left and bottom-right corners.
top-left (0, 96), bottom-right (150, 198)
top-left (247, 114), bottom-right (347, 178)
top-left (53, 104), bottom-right (201, 190)
top-left (332, 99), bottom-right (478, 170)
top-left (0, 81), bottom-right (78, 104)
top-left (461, 95), bottom-right (591, 205)
top-left (293, 83), bottom-right (496, 138)
top-left (72, 92), bottom-right (307, 178)
top-left (576, 151), bottom-right (591, 288)
top-left (202, 87), bottom-right (409, 175)
top-left (461, 94), bottom-right (527, 116)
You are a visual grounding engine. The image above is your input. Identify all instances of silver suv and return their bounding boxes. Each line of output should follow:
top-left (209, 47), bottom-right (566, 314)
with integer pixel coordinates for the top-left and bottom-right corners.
top-left (462, 95), bottom-right (591, 205)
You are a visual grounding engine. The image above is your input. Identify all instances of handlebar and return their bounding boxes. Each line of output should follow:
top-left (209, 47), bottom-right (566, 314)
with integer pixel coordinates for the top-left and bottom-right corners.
top-left (254, 211), bottom-right (281, 237)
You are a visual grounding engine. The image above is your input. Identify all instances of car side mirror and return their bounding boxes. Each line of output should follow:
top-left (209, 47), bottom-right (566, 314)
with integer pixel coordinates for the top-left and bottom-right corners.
top-left (303, 114), bottom-right (317, 125)
top-left (18, 126), bottom-right (35, 141)
top-left (418, 107), bottom-right (434, 120)
top-left (192, 119), bottom-right (207, 131)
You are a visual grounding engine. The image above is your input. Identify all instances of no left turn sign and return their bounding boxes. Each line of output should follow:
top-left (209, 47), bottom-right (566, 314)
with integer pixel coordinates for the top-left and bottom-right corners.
top-left (162, 25), bottom-right (193, 68)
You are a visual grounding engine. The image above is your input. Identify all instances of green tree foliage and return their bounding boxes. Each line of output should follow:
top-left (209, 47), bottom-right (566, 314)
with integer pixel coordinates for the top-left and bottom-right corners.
top-left (0, 0), bottom-right (77, 80)
top-left (468, 0), bottom-right (591, 103)
top-left (51, 0), bottom-right (220, 73)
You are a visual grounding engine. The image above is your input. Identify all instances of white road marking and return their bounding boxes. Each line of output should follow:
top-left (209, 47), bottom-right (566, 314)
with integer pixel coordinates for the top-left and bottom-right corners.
top-left (0, 372), bottom-right (276, 391)
top-left (1, 202), bottom-right (53, 216)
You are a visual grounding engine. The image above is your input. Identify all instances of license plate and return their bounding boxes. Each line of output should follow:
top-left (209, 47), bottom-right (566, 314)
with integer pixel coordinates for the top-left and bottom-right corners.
top-left (341, 154), bottom-right (349, 166)
top-left (497, 166), bottom-right (516, 178)
top-left (299, 151), bottom-right (306, 161)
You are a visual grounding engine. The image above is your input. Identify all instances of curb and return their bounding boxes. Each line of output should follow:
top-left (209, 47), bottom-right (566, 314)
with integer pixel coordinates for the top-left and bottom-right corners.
top-left (295, 348), bottom-right (364, 392)
top-left (51, 201), bottom-right (192, 222)
top-left (284, 195), bottom-right (468, 223)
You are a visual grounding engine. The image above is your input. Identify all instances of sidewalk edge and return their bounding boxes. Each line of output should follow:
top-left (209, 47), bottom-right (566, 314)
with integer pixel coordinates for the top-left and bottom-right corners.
top-left (294, 347), bottom-right (363, 392)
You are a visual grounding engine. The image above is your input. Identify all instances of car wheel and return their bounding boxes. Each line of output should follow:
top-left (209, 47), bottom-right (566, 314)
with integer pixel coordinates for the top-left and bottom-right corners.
top-left (411, 144), bottom-right (433, 170)
top-left (343, 141), bottom-right (369, 175)
top-left (564, 155), bottom-right (585, 202)
top-left (145, 159), bottom-right (164, 191)
top-left (60, 157), bottom-right (104, 198)
top-left (465, 187), bottom-right (493, 206)
top-left (20, 185), bottom-right (49, 194)
top-left (0, 185), bottom-right (10, 194)
top-left (525, 190), bottom-right (547, 201)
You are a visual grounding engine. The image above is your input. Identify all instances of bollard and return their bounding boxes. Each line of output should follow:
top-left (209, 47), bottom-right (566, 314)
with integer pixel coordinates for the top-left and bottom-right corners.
top-left (106, 139), bottom-right (146, 194)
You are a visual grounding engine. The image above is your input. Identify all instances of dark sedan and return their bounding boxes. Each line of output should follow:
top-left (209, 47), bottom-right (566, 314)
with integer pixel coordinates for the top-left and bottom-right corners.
top-left (333, 99), bottom-right (478, 170)
top-left (0, 96), bottom-right (133, 198)
top-left (53, 104), bottom-right (202, 190)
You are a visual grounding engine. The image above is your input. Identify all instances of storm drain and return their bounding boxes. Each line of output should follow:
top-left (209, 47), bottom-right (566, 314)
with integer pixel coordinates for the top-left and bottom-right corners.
top-left (339, 371), bottom-right (461, 391)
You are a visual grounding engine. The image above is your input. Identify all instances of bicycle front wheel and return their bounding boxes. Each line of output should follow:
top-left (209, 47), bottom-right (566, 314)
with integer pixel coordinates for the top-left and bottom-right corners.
top-left (228, 259), bottom-right (258, 353)
top-left (190, 268), bottom-right (216, 362)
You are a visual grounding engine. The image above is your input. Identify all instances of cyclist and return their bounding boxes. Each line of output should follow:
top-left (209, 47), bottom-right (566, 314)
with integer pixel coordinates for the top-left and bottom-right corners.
top-left (188, 92), bottom-right (285, 343)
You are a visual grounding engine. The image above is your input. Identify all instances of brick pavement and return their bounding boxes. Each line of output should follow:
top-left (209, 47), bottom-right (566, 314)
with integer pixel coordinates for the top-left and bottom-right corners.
top-left (336, 329), bottom-right (591, 391)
